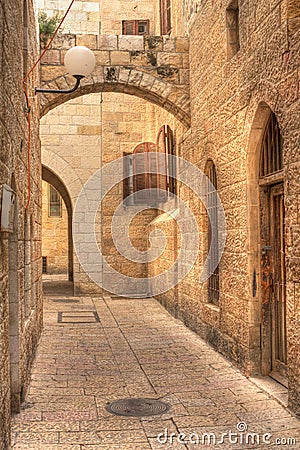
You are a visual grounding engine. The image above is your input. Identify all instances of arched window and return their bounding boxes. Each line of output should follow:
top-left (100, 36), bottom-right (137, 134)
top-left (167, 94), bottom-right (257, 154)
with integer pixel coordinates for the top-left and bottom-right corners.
top-left (123, 125), bottom-right (175, 205)
top-left (205, 160), bottom-right (219, 305)
top-left (260, 112), bottom-right (283, 178)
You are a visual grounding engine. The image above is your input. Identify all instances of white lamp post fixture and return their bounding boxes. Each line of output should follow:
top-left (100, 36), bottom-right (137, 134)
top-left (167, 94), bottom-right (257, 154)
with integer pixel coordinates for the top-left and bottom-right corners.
top-left (35, 45), bottom-right (96, 94)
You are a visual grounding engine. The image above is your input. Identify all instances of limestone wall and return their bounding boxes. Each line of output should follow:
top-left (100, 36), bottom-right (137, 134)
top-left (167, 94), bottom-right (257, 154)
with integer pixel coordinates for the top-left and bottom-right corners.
top-left (150, 0), bottom-right (300, 414)
top-left (37, 0), bottom-right (300, 415)
top-left (40, 91), bottom-right (184, 294)
top-left (38, 0), bottom-right (184, 37)
top-left (38, 0), bottom-right (188, 295)
top-left (0, 1), bottom-right (42, 447)
top-left (42, 180), bottom-right (68, 274)
top-left (38, 0), bottom-right (155, 35)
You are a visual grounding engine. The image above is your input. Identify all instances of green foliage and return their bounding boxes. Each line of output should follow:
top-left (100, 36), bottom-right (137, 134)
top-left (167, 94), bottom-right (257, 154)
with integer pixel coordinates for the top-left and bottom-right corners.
top-left (38, 11), bottom-right (61, 46)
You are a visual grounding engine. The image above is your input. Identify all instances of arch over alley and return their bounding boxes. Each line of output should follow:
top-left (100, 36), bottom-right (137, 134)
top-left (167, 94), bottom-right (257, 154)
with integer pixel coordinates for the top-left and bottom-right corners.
top-left (39, 34), bottom-right (191, 126)
top-left (42, 165), bottom-right (74, 283)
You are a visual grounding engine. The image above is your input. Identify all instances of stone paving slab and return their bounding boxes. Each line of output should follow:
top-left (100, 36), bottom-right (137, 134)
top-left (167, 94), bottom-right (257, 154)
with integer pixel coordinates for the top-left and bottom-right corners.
top-left (11, 292), bottom-right (300, 449)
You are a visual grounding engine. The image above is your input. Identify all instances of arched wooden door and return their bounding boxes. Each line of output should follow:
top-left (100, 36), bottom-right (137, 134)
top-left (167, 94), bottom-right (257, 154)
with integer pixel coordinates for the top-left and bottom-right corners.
top-left (259, 112), bottom-right (287, 386)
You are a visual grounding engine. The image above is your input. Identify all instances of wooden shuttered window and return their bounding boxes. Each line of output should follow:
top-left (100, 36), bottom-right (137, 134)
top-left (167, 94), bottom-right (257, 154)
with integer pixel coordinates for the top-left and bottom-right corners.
top-left (160, 0), bottom-right (171, 35)
top-left (205, 160), bottom-right (220, 306)
top-left (133, 142), bottom-right (157, 204)
top-left (156, 125), bottom-right (176, 195)
top-left (122, 20), bottom-right (150, 35)
top-left (123, 152), bottom-right (134, 205)
top-left (123, 126), bottom-right (175, 205)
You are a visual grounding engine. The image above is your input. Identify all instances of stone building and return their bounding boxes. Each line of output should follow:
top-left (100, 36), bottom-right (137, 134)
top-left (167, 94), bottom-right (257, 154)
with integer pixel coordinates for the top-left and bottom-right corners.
top-left (0, 0), bottom-right (299, 447)
top-left (0, 0), bottom-right (43, 448)
top-left (38, 0), bottom-right (300, 416)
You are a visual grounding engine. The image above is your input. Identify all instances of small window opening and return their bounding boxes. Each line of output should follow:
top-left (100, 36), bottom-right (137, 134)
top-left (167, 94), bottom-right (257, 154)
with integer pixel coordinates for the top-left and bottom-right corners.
top-left (48, 184), bottom-right (62, 217)
top-left (226, 1), bottom-right (240, 58)
top-left (122, 20), bottom-right (150, 35)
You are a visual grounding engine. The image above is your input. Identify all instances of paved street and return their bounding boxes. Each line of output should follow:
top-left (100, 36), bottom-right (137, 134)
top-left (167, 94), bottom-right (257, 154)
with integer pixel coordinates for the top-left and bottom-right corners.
top-left (12, 285), bottom-right (300, 449)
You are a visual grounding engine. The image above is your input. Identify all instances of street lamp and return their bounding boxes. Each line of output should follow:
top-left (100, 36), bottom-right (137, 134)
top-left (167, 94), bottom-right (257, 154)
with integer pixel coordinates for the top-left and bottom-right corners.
top-left (35, 45), bottom-right (96, 94)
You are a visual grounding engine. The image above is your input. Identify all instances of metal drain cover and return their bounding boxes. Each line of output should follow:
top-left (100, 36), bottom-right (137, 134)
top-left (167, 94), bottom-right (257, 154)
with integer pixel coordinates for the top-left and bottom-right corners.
top-left (106, 398), bottom-right (170, 417)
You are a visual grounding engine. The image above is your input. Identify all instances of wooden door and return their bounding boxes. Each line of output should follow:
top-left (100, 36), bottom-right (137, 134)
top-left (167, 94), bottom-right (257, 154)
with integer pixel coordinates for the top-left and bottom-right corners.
top-left (269, 184), bottom-right (287, 384)
top-left (260, 183), bottom-right (287, 386)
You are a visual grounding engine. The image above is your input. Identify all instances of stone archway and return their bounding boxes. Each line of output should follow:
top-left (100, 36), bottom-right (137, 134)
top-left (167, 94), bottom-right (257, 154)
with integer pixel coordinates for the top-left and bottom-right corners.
top-left (42, 166), bottom-right (74, 282)
top-left (38, 34), bottom-right (191, 127)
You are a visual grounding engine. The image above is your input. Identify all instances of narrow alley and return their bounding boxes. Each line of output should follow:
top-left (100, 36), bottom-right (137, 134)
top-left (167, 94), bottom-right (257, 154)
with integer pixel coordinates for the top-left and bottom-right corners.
top-left (1, 1), bottom-right (300, 449)
top-left (11, 281), bottom-right (300, 449)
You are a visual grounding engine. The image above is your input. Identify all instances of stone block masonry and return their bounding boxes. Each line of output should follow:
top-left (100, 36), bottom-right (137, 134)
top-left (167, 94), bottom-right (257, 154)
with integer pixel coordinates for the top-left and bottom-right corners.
top-left (0, 1), bottom-right (43, 448)
top-left (41, 91), bottom-right (185, 296)
top-left (149, 0), bottom-right (300, 417)
top-left (11, 292), bottom-right (300, 448)
top-left (39, 34), bottom-right (190, 126)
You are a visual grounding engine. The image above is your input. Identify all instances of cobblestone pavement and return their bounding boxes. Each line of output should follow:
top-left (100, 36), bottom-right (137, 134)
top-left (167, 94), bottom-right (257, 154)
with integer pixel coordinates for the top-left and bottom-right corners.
top-left (12, 289), bottom-right (300, 449)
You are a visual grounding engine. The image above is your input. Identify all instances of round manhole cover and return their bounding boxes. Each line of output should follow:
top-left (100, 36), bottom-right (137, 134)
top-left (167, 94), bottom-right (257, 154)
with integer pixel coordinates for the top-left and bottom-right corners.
top-left (106, 398), bottom-right (170, 417)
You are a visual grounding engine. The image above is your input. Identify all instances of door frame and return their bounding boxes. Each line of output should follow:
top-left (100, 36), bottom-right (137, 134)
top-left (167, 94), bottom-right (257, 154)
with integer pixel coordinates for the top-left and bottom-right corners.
top-left (246, 102), bottom-right (287, 381)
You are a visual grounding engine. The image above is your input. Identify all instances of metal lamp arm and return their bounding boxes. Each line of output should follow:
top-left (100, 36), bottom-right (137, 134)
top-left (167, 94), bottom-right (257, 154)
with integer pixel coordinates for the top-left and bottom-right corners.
top-left (35, 75), bottom-right (84, 94)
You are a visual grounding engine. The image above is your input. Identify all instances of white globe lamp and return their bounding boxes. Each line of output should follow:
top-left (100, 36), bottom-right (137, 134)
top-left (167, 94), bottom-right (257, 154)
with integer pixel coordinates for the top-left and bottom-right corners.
top-left (35, 45), bottom-right (96, 95)
top-left (64, 46), bottom-right (96, 77)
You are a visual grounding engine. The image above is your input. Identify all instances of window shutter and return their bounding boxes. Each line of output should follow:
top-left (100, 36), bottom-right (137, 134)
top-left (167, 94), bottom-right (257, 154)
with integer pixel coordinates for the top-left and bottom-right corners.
top-left (156, 126), bottom-right (168, 200)
top-left (160, 0), bottom-right (171, 35)
top-left (133, 143), bottom-right (155, 204)
top-left (125, 132), bottom-right (175, 206)
top-left (122, 20), bottom-right (135, 35)
top-left (122, 20), bottom-right (149, 35)
top-left (166, 125), bottom-right (175, 194)
top-left (123, 152), bottom-right (131, 204)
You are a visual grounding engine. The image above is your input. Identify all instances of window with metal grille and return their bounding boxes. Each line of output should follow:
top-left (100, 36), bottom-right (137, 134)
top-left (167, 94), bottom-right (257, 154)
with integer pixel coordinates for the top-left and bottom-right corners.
top-left (123, 125), bottom-right (175, 205)
top-left (42, 256), bottom-right (47, 274)
top-left (226, 0), bottom-right (240, 59)
top-left (205, 160), bottom-right (219, 306)
top-left (160, 0), bottom-right (171, 35)
top-left (48, 184), bottom-right (62, 217)
top-left (122, 20), bottom-right (150, 35)
top-left (260, 113), bottom-right (283, 178)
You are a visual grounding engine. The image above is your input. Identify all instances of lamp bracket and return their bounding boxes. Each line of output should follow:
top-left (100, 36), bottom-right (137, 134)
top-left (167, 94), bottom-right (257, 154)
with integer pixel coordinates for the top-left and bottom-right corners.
top-left (35, 75), bottom-right (84, 95)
